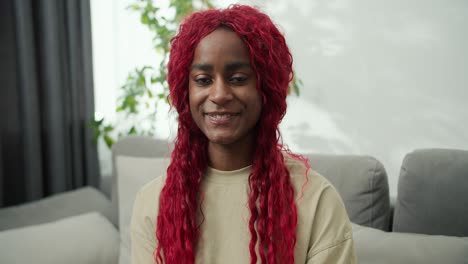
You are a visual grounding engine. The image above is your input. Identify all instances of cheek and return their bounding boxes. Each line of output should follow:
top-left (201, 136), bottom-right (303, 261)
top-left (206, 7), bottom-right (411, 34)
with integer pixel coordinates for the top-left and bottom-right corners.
top-left (188, 90), bottom-right (208, 132)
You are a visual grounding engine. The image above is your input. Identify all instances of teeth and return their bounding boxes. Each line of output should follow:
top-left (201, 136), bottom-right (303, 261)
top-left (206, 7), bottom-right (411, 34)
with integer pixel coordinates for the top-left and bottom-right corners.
top-left (205, 113), bottom-right (239, 122)
top-left (207, 113), bottom-right (237, 117)
top-left (211, 114), bottom-right (232, 118)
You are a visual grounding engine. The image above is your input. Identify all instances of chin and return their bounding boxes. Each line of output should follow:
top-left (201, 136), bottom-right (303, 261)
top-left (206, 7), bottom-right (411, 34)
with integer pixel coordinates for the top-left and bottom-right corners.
top-left (209, 138), bottom-right (235, 146)
top-left (207, 135), bottom-right (237, 146)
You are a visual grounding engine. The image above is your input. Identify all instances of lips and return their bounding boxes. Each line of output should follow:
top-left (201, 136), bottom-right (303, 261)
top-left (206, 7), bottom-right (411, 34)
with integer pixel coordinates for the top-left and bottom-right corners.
top-left (204, 112), bottom-right (240, 125)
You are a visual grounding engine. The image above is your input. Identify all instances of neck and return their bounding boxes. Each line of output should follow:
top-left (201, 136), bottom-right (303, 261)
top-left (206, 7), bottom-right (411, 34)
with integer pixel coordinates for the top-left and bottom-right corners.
top-left (208, 136), bottom-right (255, 171)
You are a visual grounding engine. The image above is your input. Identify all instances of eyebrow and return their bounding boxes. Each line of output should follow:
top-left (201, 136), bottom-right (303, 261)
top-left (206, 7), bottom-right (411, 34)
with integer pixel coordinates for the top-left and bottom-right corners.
top-left (225, 62), bottom-right (251, 72)
top-left (190, 61), bottom-right (251, 72)
top-left (191, 63), bottom-right (213, 71)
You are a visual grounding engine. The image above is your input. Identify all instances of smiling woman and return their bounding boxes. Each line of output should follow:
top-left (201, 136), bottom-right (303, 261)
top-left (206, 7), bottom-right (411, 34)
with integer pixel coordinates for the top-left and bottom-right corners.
top-left (130, 4), bottom-right (356, 264)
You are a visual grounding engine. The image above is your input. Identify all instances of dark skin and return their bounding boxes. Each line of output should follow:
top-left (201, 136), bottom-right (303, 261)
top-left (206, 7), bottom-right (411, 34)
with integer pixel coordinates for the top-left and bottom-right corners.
top-left (189, 28), bottom-right (262, 171)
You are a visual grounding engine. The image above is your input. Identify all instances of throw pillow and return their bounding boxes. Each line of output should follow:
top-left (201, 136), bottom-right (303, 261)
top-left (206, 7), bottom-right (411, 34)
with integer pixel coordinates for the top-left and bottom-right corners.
top-left (0, 212), bottom-right (119, 264)
top-left (116, 156), bottom-right (169, 264)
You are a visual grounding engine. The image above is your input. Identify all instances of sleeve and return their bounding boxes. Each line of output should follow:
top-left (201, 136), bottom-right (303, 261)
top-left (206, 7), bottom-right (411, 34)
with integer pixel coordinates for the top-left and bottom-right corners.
top-left (130, 190), bottom-right (157, 264)
top-left (306, 184), bottom-right (357, 264)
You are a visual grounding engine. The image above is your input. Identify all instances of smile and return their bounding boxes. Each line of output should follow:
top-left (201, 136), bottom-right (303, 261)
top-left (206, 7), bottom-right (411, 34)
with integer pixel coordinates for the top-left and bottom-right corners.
top-left (204, 112), bottom-right (240, 124)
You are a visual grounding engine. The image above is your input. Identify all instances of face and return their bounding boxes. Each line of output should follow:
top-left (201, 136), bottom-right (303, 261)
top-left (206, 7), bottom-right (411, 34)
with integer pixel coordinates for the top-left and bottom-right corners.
top-left (189, 28), bottom-right (262, 147)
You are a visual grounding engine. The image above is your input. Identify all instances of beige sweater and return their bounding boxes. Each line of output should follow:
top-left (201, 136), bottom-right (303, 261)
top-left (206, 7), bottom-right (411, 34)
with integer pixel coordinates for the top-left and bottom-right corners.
top-left (131, 156), bottom-right (357, 263)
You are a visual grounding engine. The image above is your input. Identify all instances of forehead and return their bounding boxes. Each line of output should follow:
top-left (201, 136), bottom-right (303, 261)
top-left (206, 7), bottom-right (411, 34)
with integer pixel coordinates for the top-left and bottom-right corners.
top-left (192, 28), bottom-right (251, 65)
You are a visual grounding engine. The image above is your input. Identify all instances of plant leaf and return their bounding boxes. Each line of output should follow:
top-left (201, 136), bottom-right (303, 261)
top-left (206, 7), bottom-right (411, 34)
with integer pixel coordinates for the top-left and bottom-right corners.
top-left (103, 135), bottom-right (115, 148)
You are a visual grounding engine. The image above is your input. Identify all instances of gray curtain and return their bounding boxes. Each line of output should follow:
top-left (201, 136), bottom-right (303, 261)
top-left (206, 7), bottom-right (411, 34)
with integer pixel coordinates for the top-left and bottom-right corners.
top-left (0, 0), bottom-right (99, 207)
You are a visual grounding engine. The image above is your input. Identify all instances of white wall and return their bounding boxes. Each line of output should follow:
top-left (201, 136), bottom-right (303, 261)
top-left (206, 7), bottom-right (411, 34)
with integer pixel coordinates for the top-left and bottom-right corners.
top-left (91, 0), bottom-right (468, 195)
top-left (91, 0), bottom-right (174, 175)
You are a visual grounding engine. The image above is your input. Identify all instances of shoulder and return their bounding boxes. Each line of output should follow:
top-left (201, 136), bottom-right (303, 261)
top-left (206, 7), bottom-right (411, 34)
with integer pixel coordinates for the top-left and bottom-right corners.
top-left (284, 153), bottom-right (354, 255)
top-left (284, 153), bottom-right (348, 221)
top-left (132, 174), bottom-right (166, 224)
top-left (130, 176), bottom-right (165, 263)
top-left (136, 174), bottom-right (166, 202)
top-left (283, 153), bottom-right (334, 198)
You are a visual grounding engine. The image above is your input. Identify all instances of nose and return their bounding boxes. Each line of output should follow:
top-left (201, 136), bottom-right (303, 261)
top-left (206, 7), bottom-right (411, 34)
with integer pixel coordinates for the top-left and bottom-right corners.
top-left (209, 79), bottom-right (233, 105)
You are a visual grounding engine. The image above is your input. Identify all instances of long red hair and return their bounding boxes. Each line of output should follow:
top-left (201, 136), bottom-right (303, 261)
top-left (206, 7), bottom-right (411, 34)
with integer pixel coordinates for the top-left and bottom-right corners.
top-left (156, 5), bottom-right (308, 263)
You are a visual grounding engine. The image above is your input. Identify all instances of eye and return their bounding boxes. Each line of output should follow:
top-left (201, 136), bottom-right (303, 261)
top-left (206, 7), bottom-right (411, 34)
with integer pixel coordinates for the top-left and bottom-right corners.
top-left (229, 75), bottom-right (248, 85)
top-left (194, 76), bottom-right (212, 86)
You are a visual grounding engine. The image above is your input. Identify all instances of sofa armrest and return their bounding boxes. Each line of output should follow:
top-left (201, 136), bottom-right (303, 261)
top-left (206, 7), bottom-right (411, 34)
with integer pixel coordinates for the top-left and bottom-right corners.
top-left (0, 187), bottom-right (115, 230)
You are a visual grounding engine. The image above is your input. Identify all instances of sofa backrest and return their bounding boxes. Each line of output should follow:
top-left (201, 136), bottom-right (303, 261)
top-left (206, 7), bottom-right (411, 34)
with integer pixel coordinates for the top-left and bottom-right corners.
top-left (305, 154), bottom-right (391, 231)
top-left (393, 148), bottom-right (468, 236)
top-left (111, 136), bottom-right (392, 232)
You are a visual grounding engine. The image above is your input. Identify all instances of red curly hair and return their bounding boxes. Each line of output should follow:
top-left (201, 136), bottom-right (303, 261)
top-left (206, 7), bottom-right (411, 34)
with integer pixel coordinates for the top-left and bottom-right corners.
top-left (156, 5), bottom-right (309, 263)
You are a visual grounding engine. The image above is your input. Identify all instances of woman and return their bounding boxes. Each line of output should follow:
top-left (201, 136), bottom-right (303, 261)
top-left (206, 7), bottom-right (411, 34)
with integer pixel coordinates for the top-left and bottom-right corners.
top-left (131, 5), bottom-right (356, 264)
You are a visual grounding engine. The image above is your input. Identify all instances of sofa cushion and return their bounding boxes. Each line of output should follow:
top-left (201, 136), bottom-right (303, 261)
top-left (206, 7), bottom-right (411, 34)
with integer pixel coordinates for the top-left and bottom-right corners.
top-left (111, 136), bottom-right (172, 228)
top-left (0, 212), bottom-right (119, 264)
top-left (306, 154), bottom-right (391, 231)
top-left (352, 223), bottom-right (468, 264)
top-left (393, 149), bottom-right (468, 236)
top-left (116, 156), bottom-right (169, 264)
top-left (0, 187), bottom-right (114, 231)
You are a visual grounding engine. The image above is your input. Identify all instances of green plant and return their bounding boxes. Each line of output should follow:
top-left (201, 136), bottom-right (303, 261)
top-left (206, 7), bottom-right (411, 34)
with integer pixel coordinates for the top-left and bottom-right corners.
top-left (92, 0), bottom-right (212, 148)
top-left (91, 0), bottom-right (301, 149)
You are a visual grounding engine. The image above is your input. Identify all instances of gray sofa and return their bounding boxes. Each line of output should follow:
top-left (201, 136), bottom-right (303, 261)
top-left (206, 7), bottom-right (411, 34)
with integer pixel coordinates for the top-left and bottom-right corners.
top-left (1, 135), bottom-right (467, 263)
top-left (307, 150), bottom-right (468, 264)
